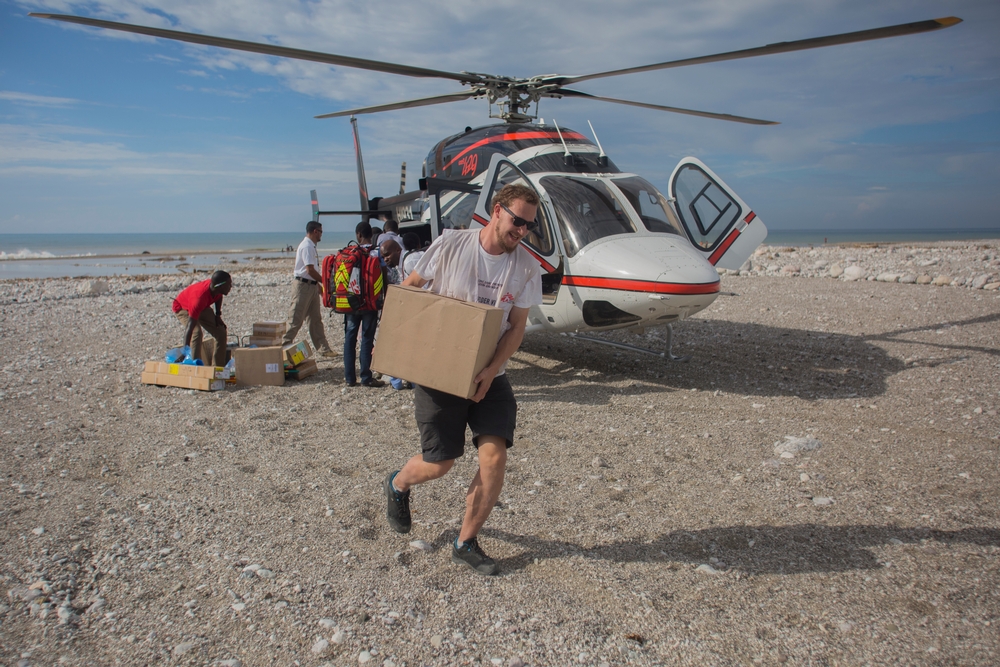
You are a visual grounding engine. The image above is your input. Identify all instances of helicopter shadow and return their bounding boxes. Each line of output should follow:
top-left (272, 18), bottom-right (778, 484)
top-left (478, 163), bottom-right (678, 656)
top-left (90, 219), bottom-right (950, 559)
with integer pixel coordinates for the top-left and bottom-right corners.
top-left (513, 312), bottom-right (999, 405)
top-left (477, 523), bottom-right (1000, 576)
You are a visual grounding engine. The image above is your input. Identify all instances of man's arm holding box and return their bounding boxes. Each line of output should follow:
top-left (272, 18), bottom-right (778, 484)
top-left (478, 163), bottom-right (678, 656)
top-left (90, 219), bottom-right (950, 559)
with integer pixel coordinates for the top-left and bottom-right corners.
top-left (471, 305), bottom-right (529, 403)
top-left (401, 271), bottom-right (427, 289)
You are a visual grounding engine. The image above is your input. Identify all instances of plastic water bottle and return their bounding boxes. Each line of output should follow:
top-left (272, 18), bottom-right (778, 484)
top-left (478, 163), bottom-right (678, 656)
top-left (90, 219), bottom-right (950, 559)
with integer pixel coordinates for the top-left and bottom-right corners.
top-left (181, 357), bottom-right (204, 366)
top-left (165, 345), bottom-right (191, 363)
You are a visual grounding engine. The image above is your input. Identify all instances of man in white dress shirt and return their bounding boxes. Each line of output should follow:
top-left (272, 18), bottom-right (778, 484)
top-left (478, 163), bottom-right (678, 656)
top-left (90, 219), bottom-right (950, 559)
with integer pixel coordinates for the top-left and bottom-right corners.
top-left (283, 221), bottom-right (336, 357)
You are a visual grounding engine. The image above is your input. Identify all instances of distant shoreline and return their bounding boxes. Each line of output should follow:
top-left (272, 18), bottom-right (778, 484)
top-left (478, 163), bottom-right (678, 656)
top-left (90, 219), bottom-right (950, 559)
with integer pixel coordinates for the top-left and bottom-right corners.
top-left (0, 248), bottom-right (294, 262)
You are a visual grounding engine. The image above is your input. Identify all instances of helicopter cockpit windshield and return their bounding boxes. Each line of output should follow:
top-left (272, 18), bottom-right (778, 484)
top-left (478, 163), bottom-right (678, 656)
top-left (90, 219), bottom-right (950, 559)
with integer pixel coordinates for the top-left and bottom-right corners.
top-left (611, 176), bottom-right (684, 236)
top-left (540, 176), bottom-right (636, 257)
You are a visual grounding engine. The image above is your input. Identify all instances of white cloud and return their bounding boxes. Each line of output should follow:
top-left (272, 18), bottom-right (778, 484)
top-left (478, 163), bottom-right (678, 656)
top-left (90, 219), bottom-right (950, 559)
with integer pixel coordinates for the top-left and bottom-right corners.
top-left (0, 91), bottom-right (79, 106)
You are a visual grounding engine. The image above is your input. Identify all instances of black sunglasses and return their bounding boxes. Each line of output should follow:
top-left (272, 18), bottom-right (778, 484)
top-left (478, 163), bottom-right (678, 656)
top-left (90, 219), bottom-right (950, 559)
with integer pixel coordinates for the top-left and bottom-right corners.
top-left (499, 203), bottom-right (538, 232)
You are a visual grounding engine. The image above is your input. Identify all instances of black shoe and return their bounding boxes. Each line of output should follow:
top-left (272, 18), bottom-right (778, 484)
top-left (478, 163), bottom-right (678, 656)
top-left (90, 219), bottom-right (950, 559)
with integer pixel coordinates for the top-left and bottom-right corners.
top-left (451, 537), bottom-right (499, 576)
top-left (362, 378), bottom-right (386, 388)
top-left (383, 471), bottom-right (411, 534)
top-left (345, 380), bottom-right (357, 387)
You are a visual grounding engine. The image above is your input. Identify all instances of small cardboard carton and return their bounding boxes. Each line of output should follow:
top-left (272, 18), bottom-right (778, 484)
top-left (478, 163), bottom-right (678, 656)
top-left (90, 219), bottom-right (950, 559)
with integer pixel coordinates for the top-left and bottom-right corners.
top-left (285, 357), bottom-right (318, 381)
top-left (140, 362), bottom-right (227, 391)
top-left (282, 340), bottom-right (313, 367)
top-left (233, 346), bottom-right (285, 387)
top-left (253, 320), bottom-right (288, 337)
top-left (371, 285), bottom-right (503, 399)
top-left (248, 335), bottom-right (283, 347)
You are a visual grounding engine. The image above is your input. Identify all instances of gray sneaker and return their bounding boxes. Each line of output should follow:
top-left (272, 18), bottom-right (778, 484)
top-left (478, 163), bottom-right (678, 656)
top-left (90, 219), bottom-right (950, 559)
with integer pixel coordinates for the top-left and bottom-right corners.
top-left (383, 471), bottom-right (411, 534)
top-left (451, 537), bottom-right (499, 576)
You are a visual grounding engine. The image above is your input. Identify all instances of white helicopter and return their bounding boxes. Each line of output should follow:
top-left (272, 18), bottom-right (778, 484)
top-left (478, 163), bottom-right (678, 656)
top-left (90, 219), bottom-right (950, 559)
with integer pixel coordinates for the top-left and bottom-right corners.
top-left (32, 12), bottom-right (962, 358)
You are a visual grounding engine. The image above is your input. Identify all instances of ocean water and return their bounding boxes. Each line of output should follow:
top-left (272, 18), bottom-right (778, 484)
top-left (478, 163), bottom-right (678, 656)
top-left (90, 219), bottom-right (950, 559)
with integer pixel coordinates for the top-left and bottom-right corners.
top-left (0, 232), bottom-right (357, 280)
top-left (1, 229), bottom-right (997, 279)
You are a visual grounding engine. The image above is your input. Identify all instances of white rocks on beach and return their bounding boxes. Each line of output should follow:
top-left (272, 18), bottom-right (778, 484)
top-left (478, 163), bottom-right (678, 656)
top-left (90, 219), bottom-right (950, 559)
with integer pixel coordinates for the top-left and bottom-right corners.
top-left (774, 435), bottom-right (822, 457)
top-left (741, 241), bottom-right (1000, 290)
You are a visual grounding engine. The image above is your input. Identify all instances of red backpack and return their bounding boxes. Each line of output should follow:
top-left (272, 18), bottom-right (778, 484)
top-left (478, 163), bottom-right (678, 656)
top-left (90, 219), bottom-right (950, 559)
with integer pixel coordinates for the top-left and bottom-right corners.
top-left (326, 243), bottom-right (385, 313)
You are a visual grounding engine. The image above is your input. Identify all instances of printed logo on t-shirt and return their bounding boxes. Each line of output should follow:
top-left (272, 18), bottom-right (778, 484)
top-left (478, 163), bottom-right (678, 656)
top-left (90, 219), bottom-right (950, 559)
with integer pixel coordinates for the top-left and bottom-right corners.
top-left (500, 292), bottom-right (515, 303)
top-left (477, 277), bottom-right (503, 306)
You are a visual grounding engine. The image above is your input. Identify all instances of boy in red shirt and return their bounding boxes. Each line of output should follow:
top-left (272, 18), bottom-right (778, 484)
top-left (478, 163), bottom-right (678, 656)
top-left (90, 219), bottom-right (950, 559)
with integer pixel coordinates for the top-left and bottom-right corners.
top-left (171, 271), bottom-right (232, 366)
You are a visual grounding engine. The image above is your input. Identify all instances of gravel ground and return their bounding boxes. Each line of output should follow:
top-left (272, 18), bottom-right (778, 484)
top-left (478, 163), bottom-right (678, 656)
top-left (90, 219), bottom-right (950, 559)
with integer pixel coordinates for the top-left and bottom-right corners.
top-left (1, 241), bottom-right (998, 666)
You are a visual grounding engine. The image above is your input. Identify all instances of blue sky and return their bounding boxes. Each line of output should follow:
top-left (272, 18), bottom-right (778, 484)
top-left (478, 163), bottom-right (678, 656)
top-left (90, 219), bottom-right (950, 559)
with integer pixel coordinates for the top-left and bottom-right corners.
top-left (1, 0), bottom-right (998, 235)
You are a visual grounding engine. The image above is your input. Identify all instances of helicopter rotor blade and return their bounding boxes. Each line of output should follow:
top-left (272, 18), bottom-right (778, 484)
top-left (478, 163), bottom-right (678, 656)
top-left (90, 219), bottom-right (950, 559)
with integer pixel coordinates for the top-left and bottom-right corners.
top-left (557, 89), bottom-right (777, 125)
top-left (29, 13), bottom-right (480, 84)
top-left (554, 17), bottom-right (962, 86)
top-left (315, 90), bottom-right (481, 119)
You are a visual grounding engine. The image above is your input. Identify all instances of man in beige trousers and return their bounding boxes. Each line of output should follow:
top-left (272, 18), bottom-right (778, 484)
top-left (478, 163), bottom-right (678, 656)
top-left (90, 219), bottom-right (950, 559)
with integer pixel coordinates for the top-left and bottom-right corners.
top-left (283, 221), bottom-right (337, 357)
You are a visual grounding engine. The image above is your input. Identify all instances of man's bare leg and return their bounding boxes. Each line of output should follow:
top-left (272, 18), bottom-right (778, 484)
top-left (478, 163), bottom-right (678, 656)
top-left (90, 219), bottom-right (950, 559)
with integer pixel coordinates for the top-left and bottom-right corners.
top-left (458, 437), bottom-right (507, 543)
top-left (393, 454), bottom-right (454, 491)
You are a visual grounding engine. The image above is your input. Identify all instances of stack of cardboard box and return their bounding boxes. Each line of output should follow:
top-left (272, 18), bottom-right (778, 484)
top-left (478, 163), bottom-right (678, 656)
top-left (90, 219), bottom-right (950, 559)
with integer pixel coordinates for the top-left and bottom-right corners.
top-left (231, 320), bottom-right (288, 386)
top-left (248, 321), bottom-right (286, 347)
top-left (141, 361), bottom-right (231, 391)
top-left (282, 340), bottom-right (317, 380)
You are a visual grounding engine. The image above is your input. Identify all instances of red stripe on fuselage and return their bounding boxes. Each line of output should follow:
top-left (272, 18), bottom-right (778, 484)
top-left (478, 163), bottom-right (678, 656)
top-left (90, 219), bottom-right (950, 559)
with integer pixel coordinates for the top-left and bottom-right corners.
top-left (522, 246), bottom-right (556, 273)
top-left (562, 275), bottom-right (720, 295)
top-left (441, 131), bottom-right (587, 172)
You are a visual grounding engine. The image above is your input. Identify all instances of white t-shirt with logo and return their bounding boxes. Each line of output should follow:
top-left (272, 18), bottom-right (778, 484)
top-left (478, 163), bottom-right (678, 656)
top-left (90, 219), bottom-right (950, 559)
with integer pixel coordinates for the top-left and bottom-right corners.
top-left (414, 229), bottom-right (542, 376)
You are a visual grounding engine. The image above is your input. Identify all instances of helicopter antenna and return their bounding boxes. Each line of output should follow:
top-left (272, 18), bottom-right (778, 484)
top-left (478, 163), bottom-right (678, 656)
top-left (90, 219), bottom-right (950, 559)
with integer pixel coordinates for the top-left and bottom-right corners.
top-left (553, 119), bottom-right (573, 166)
top-left (587, 120), bottom-right (610, 168)
top-left (587, 120), bottom-right (606, 158)
top-left (399, 162), bottom-right (407, 195)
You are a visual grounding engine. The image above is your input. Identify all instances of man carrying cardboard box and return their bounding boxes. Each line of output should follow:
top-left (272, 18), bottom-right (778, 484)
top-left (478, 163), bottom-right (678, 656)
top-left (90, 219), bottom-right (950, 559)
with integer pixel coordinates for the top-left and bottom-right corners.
top-left (383, 183), bottom-right (542, 576)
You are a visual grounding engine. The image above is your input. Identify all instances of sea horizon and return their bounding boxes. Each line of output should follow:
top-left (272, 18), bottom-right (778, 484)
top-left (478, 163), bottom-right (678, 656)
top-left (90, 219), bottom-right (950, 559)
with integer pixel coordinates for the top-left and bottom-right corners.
top-left (1, 228), bottom-right (998, 280)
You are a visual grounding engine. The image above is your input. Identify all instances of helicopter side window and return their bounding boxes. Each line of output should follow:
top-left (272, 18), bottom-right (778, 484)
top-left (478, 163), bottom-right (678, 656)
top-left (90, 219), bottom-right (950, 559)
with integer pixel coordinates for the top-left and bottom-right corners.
top-left (672, 165), bottom-right (742, 250)
top-left (439, 191), bottom-right (477, 230)
top-left (488, 162), bottom-right (555, 256)
top-left (540, 176), bottom-right (635, 257)
top-left (612, 176), bottom-right (683, 236)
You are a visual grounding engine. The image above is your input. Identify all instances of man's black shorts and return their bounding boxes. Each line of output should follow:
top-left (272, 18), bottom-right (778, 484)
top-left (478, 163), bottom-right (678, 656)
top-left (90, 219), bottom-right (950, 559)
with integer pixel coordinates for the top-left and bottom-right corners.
top-left (414, 374), bottom-right (516, 462)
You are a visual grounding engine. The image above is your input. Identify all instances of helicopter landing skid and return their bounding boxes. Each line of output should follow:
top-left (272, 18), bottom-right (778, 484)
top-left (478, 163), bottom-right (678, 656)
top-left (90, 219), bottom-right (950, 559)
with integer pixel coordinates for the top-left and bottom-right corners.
top-left (565, 324), bottom-right (691, 362)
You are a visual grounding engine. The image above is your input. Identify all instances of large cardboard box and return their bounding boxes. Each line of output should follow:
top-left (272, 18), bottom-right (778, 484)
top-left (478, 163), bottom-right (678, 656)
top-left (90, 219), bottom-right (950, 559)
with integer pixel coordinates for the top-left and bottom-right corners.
top-left (371, 285), bottom-right (503, 398)
top-left (144, 361), bottom-right (231, 380)
top-left (234, 346), bottom-right (285, 387)
top-left (253, 321), bottom-right (287, 337)
top-left (141, 365), bottom-right (226, 392)
top-left (285, 357), bottom-right (318, 381)
top-left (282, 340), bottom-right (313, 367)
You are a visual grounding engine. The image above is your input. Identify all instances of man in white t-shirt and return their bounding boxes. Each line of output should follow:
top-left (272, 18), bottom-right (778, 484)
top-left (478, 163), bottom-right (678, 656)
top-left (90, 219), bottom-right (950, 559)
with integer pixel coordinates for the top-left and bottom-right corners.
top-left (283, 221), bottom-right (336, 357)
top-left (383, 184), bottom-right (542, 576)
top-left (399, 232), bottom-right (425, 282)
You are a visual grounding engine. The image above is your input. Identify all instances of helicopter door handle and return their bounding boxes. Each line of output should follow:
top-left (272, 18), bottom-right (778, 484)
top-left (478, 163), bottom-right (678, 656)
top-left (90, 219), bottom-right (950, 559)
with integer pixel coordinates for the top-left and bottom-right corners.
top-left (648, 294), bottom-right (669, 301)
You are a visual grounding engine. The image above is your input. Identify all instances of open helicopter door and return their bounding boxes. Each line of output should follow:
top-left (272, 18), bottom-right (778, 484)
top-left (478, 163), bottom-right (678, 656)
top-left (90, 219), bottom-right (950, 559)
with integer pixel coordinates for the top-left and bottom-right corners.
top-left (668, 157), bottom-right (767, 271)
top-left (472, 154), bottom-right (563, 301)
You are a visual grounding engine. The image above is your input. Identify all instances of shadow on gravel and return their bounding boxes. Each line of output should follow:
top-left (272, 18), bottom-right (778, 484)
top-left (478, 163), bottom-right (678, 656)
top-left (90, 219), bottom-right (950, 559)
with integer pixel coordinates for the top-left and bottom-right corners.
top-left (865, 311), bottom-right (1000, 358)
top-left (514, 310), bottom-right (1000, 402)
top-left (486, 524), bottom-right (1000, 575)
